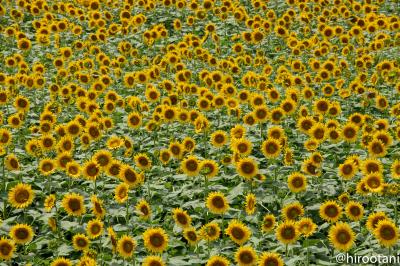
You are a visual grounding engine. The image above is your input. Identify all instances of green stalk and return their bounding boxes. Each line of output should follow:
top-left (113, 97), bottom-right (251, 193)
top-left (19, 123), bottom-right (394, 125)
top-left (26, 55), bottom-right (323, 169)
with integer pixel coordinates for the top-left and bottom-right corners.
top-left (2, 156), bottom-right (6, 220)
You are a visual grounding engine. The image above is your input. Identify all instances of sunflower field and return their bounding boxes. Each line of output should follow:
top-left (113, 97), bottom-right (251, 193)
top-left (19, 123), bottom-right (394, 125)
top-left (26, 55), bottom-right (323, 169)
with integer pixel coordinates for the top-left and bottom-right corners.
top-left (0, 0), bottom-right (400, 265)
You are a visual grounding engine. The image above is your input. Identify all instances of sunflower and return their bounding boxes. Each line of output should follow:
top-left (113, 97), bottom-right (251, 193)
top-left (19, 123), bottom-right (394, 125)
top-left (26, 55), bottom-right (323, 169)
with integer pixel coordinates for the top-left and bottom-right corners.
top-left (231, 124), bottom-right (246, 139)
top-left (319, 201), bottom-right (342, 223)
top-left (82, 160), bottom-right (100, 181)
top-left (117, 235), bottom-right (136, 258)
top-left (225, 220), bottom-right (251, 245)
top-left (44, 194), bottom-right (56, 212)
top-left (341, 123), bottom-right (359, 143)
top-left (206, 255), bottom-right (230, 266)
top-left (235, 246), bottom-right (258, 266)
top-left (362, 173), bottom-right (384, 193)
top-left (50, 257), bottom-right (72, 266)
top-left (72, 233), bottom-right (90, 251)
top-left (366, 212), bottom-right (388, 232)
top-left (206, 191), bottom-right (229, 215)
top-left (328, 222), bottom-right (355, 251)
top-left (200, 222), bottom-right (221, 242)
top-left (391, 160), bottom-right (400, 179)
top-left (143, 228), bottom-right (169, 253)
top-left (261, 214), bottom-right (276, 233)
top-left (134, 153), bottom-right (152, 171)
top-left (200, 159), bottom-right (219, 178)
top-left (114, 183), bottom-right (129, 204)
top-left (119, 164), bottom-right (141, 188)
top-left (368, 139), bottom-right (387, 157)
top-left (8, 183), bottom-right (34, 209)
top-left (38, 158), bottom-right (56, 176)
top-left (244, 193), bottom-right (256, 215)
top-left (258, 252), bottom-right (284, 266)
top-left (86, 219), bottom-right (103, 239)
top-left (361, 158), bottom-right (383, 175)
top-left (172, 208), bottom-right (192, 228)
top-left (287, 172), bottom-right (307, 193)
top-left (142, 256), bottom-right (165, 266)
top-left (93, 150), bottom-right (112, 170)
top-left (66, 161), bottom-right (81, 178)
top-left (276, 220), bottom-right (299, 245)
top-left (135, 199), bottom-right (151, 220)
top-left (0, 237), bottom-right (15, 260)
top-left (261, 138), bottom-right (281, 159)
top-left (338, 161), bottom-right (357, 180)
top-left (91, 195), bottom-right (106, 219)
top-left (169, 141), bottom-right (184, 159)
top-left (9, 224), bottom-right (34, 244)
top-left (62, 193), bottom-right (86, 216)
top-left (236, 157), bottom-right (259, 180)
top-left (345, 201), bottom-right (364, 221)
top-left (373, 219), bottom-right (399, 247)
top-left (282, 202), bottom-right (304, 221)
top-left (181, 155), bottom-right (201, 176)
top-left (127, 112), bottom-right (142, 129)
top-left (232, 138), bottom-right (253, 156)
top-left (183, 227), bottom-right (200, 246)
top-left (296, 218), bottom-right (317, 238)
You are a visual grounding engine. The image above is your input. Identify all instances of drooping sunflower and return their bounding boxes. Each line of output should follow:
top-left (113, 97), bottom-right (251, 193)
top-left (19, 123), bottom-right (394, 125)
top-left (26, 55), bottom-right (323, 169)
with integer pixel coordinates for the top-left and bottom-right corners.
top-left (236, 157), bottom-right (259, 180)
top-left (275, 220), bottom-right (299, 245)
top-left (244, 193), bottom-right (256, 215)
top-left (90, 195), bottom-right (106, 219)
top-left (135, 199), bottom-right (151, 220)
top-left (72, 233), bottom-right (90, 251)
top-left (44, 194), bottom-right (56, 212)
top-left (143, 228), bottom-right (169, 253)
top-left (282, 202), bottom-right (304, 221)
top-left (181, 155), bottom-right (201, 177)
top-left (200, 222), bottom-right (221, 242)
top-left (261, 138), bottom-right (281, 159)
top-left (183, 227), bottom-right (200, 246)
top-left (258, 252), bottom-right (284, 266)
top-left (206, 191), bottom-right (229, 215)
top-left (319, 201), bottom-right (342, 223)
top-left (9, 224), bottom-right (34, 244)
top-left (234, 246), bottom-right (258, 266)
top-left (0, 237), bottom-right (15, 260)
top-left (114, 183), bottom-right (129, 204)
top-left (8, 183), bottom-right (34, 209)
top-left (172, 208), bottom-right (192, 228)
top-left (296, 217), bottom-right (317, 238)
top-left (391, 160), bottom-right (400, 179)
top-left (373, 219), bottom-right (399, 248)
top-left (225, 219), bottom-right (251, 245)
top-left (142, 256), bottom-right (165, 266)
top-left (328, 222), bottom-right (355, 251)
top-left (86, 219), bottom-right (103, 239)
top-left (345, 201), bottom-right (364, 221)
top-left (62, 193), bottom-right (86, 216)
top-left (287, 172), bottom-right (307, 193)
top-left (206, 255), bottom-right (230, 266)
top-left (261, 214), bottom-right (276, 233)
top-left (117, 235), bottom-right (136, 258)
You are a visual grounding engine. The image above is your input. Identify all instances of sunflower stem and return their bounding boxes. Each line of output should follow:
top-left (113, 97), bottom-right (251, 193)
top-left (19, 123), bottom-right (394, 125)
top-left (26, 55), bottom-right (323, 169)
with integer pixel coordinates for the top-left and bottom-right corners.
top-left (394, 199), bottom-right (398, 227)
top-left (306, 239), bottom-right (310, 266)
top-left (204, 174), bottom-right (209, 223)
